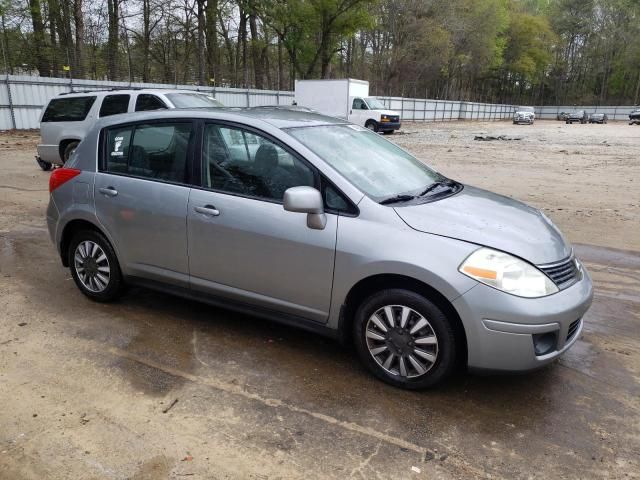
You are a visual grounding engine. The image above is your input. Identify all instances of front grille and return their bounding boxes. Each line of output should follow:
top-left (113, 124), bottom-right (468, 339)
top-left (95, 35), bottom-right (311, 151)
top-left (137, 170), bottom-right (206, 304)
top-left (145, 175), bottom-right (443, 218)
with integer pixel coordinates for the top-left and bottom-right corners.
top-left (567, 318), bottom-right (581, 341)
top-left (387, 115), bottom-right (399, 122)
top-left (540, 256), bottom-right (580, 289)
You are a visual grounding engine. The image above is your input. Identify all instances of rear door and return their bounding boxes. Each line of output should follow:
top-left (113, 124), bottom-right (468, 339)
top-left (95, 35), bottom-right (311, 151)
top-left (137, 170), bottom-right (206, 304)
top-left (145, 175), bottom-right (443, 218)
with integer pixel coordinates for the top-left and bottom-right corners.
top-left (94, 120), bottom-right (195, 287)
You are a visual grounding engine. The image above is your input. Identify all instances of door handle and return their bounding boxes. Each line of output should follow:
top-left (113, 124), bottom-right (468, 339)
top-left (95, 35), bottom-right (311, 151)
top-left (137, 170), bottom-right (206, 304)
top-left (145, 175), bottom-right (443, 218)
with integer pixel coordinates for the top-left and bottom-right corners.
top-left (99, 186), bottom-right (118, 197)
top-left (194, 205), bottom-right (220, 217)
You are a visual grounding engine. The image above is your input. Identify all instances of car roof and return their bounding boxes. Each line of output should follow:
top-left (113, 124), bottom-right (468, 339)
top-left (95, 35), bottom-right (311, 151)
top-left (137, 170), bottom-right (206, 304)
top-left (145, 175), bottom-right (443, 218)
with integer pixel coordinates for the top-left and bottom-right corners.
top-left (56, 89), bottom-right (214, 98)
top-left (94, 107), bottom-right (348, 130)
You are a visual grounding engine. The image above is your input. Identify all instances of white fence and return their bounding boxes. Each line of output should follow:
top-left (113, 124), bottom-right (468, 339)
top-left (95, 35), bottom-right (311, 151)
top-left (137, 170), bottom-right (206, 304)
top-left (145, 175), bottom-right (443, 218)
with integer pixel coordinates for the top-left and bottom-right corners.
top-left (377, 97), bottom-right (517, 122)
top-left (0, 74), bottom-right (295, 129)
top-left (1, 75), bottom-right (637, 129)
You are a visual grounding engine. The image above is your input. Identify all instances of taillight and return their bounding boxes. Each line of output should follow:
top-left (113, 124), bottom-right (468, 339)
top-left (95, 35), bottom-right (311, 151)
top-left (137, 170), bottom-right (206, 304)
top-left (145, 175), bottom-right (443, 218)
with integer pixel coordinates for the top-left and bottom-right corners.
top-left (49, 168), bottom-right (81, 193)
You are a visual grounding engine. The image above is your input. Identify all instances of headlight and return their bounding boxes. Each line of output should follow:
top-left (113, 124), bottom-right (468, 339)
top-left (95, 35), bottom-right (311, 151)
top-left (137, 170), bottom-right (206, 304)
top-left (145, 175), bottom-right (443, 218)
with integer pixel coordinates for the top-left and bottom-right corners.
top-left (459, 247), bottom-right (558, 298)
top-left (380, 115), bottom-right (390, 122)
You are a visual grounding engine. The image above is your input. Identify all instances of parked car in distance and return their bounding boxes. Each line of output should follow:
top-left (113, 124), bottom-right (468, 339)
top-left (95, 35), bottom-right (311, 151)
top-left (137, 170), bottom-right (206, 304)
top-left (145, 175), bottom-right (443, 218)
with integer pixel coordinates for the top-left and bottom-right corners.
top-left (46, 108), bottom-right (593, 389)
top-left (513, 106), bottom-right (535, 125)
top-left (556, 112), bottom-right (570, 121)
top-left (36, 88), bottom-right (223, 171)
top-left (629, 108), bottom-right (640, 125)
top-left (588, 113), bottom-right (608, 124)
top-left (566, 110), bottom-right (589, 124)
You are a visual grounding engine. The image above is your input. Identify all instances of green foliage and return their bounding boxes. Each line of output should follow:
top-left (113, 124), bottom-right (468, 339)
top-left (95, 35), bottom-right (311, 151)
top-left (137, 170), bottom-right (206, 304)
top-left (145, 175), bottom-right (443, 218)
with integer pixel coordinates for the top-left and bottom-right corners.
top-left (503, 13), bottom-right (555, 81)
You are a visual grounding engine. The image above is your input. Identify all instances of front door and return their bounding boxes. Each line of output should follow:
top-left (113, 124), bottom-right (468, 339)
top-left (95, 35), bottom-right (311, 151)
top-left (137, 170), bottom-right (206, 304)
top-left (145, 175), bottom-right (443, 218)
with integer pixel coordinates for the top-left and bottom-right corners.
top-left (95, 120), bottom-right (195, 286)
top-left (348, 97), bottom-right (369, 127)
top-left (187, 123), bottom-right (337, 322)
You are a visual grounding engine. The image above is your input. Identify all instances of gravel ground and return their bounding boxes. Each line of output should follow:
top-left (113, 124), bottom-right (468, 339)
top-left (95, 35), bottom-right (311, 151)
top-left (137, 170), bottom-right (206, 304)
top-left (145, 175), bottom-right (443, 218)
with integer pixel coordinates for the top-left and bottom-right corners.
top-left (0, 122), bottom-right (638, 479)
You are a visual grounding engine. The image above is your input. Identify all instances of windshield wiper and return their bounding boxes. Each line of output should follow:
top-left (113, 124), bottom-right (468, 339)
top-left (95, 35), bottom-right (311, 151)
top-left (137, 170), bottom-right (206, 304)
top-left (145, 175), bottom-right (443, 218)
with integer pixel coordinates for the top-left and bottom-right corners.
top-left (379, 194), bottom-right (416, 205)
top-left (419, 179), bottom-right (457, 197)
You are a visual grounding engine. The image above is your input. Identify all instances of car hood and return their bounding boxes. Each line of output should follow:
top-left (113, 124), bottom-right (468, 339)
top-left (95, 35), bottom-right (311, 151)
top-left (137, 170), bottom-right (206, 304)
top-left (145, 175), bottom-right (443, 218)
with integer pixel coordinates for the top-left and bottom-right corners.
top-left (394, 185), bottom-right (571, 265)
top-left (375, 109), bottom-right (400, 117)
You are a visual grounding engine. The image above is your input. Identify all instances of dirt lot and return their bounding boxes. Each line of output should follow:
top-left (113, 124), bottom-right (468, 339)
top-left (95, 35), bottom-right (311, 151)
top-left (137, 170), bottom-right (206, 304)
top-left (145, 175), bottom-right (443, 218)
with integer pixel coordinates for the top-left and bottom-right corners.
top-left (0, 120), bottom-right (638, 479)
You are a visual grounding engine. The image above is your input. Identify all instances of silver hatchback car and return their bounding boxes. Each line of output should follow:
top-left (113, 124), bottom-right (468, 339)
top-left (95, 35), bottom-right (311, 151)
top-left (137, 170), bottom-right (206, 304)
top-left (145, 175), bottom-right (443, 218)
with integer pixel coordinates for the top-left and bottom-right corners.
top-left (46, 108), bottom-right (593, 389)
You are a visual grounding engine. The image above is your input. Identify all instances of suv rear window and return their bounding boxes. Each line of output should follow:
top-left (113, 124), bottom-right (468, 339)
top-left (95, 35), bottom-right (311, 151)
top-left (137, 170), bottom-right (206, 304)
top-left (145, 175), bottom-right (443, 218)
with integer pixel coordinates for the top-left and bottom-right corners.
top-left (42, 96), bottom-right (96, 122)
top-left (100, 95), bottom-right (130, 117)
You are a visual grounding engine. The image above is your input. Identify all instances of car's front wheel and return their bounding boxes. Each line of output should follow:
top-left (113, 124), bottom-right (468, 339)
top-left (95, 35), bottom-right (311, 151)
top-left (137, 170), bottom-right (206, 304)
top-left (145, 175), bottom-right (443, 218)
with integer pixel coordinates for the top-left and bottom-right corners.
top-left (365, 120), bottom-right (379, 132)
top-left (353, 289), bottom-right (458, 389)
top-left (68, 230), bottom-right (124, 302)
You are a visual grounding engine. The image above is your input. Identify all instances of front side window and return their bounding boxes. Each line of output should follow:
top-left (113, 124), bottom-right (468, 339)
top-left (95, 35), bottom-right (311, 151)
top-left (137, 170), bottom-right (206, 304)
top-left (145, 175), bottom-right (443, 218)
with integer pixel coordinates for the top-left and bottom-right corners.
top-left (202, 124), bottom-right (314, 201)
top-left (104, 122), bottom-right (193, 183)
top-left (100, 95), bottom-right (130, 117)
top-left (135, 94), bottom-right (167, 112)
top-left (42, 96), bottom-right (96, 122)
top-left (287, 125), bottom-right (443, 201)
top-left (352, 98), bottom-right (367, 110)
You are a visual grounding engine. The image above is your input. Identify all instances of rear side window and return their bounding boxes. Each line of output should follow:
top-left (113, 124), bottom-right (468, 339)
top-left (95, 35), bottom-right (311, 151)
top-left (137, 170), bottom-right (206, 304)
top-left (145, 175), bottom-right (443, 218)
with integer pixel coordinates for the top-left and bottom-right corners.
top-left (42, 96), bottom-right (96, 122)
top-left (99, 95), bottom-right (130, 117)
top-left (103, 122), bottom-right (193, 183)
top-left (135, 94), bottom-right (168, 112)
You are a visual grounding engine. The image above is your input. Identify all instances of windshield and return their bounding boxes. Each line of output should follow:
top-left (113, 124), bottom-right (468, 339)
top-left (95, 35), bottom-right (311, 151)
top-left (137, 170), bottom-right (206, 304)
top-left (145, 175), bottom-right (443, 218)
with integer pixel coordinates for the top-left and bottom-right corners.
top-left (166, 93), bottom-right (223, 108)
top-left (516, 106), bottom-right (534, 112)
top-left (365, 97), bottom-right (386, 109)
top-left (287, 125), bottom-right (443, 201)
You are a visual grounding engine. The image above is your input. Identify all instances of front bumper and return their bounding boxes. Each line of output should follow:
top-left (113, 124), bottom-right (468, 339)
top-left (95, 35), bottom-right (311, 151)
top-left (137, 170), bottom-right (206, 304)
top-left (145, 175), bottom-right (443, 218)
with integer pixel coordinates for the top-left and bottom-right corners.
top-left (453, 267), bottom-right (593, 372)
top-left (514, 117), bottom-right (533, 124)
top-left (379, 121), bottom-right (401, 131)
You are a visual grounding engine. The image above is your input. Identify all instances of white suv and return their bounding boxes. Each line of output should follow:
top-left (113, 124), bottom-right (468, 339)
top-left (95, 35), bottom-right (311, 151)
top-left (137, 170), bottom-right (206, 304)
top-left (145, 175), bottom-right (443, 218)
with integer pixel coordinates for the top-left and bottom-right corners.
top-left (36, 89), bottom-right (223, 170)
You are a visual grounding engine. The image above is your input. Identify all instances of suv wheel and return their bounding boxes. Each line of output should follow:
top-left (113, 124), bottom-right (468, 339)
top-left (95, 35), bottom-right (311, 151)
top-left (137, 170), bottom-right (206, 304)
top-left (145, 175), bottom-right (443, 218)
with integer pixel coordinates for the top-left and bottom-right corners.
top-left (353, 289), bottom-right (458, 389)
top-left (63, 141), bottom-right (80, 163)
top-left (68, 230), bottom-right (123, 302)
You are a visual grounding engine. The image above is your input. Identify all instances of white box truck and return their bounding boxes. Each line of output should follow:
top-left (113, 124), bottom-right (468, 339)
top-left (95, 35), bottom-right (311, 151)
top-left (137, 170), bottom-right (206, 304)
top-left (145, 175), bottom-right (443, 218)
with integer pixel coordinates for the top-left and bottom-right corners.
top-left (294, 79), bottom-right (401, 134)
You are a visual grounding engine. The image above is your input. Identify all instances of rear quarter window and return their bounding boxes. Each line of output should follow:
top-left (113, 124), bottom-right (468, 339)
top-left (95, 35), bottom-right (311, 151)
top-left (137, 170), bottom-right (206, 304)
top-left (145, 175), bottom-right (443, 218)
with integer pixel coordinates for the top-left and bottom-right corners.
top-left (42, 96), bottom-right (96, 122)
top-left (100, 95), bottom-right (131, 117)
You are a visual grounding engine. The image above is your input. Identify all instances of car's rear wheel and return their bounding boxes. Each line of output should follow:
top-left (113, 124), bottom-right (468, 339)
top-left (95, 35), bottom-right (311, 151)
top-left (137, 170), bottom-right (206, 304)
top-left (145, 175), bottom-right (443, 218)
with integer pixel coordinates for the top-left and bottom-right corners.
top-left (353, 289), bottom-right (458, 389)
top-left (68, 230), bottom-right (124, 302)
top-left (63, 141), bottom-right (80, 163)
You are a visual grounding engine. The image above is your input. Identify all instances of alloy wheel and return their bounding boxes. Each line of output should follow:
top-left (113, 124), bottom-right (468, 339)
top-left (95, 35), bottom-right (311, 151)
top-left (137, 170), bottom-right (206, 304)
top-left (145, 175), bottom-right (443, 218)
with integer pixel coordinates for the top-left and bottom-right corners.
top-left (74, 240), bottom-right (111, 293)
top-left (365, 305), bottom-right (439, 378)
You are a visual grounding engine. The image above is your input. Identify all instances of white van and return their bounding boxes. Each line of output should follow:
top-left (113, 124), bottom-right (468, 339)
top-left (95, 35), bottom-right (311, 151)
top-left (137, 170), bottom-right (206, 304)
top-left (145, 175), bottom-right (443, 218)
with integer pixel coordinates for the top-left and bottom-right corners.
top-left (295, 79), bottom-right (401, 134)
top-left (36, 89), bottom-right (223, 170)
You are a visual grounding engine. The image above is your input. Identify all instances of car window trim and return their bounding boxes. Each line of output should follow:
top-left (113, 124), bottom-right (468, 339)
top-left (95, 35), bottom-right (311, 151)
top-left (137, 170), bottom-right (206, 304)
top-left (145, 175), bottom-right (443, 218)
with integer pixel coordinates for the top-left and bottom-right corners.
top-left (193, 119), bottom-right (359, 216)
top-left (99, 118), bottom-right (197, 186)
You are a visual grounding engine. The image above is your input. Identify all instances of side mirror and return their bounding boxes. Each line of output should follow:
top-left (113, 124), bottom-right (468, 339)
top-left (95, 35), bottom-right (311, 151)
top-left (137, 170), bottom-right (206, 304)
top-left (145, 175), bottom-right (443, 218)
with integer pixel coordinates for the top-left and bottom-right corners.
top-left (283, 186), bottom-right (327, 230)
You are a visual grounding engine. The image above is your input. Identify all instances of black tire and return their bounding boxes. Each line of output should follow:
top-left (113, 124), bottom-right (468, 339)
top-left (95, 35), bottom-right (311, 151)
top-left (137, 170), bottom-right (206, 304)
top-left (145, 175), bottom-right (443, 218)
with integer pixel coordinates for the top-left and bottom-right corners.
top-left (566, 120), bottom-right (570, 124)
top-left (68, 229), bottom-right (124, 302)
top-left (63, 141), bottom-right (80, 163)
top-left (365, 120), bottom-right (379, 133)
top-left (352, 289), bottom-right (458, 389)
top-left (36, 157), bottom-right (52, 171)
